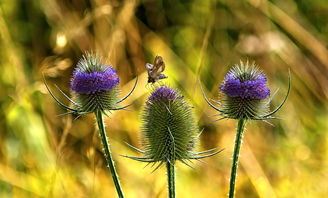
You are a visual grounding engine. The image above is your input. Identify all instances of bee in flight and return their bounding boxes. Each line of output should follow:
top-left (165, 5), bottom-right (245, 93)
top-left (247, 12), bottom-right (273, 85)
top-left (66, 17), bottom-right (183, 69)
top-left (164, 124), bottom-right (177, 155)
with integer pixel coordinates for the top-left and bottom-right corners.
top-left (146, 55), bottom-right (168, 83)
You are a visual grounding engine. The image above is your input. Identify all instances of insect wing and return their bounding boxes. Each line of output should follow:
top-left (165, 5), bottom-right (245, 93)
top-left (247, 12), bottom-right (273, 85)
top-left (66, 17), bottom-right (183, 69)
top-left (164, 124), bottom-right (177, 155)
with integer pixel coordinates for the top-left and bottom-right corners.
top-left (145, 63), bottom-right (153, 75)
top-left (152, 56), bottom-right (165, 74)
top-left (158, 73), bottom-right (168, 80)
top-left (146, 55), bottom-right (168, 83)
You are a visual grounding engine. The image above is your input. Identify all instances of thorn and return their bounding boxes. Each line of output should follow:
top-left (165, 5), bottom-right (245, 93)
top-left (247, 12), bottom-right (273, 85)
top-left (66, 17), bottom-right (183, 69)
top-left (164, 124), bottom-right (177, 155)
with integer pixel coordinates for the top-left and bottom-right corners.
top-left (266, 88), bottom-right (280, 105)
top-left (198, 79), bottom-right (224, 112)
top-left (54, 84), bottom-right (79, 106)
top-left (212, 116), bottom-right (228, 123)
top-left (262, 69), bottom-right (291, 118)
top-left (192, 148), bottom-right (217, 156)
top-left (43, 75), bottom-right (79, 112)
top-left (262, 120), bottom-right (275, 127)
top-left (116, 76), bottom-right (138, 104)
top-left (124, 142), bottom-right (146, 154)
top-left (191, 148), bottom-right (224, 159)
top-left (151, 161), bottom-right (164, 173)
top-left (164, 104), bottom-right (172, 115)
top-left (110, 102), bottom-right (134, 110)
top-left (208, 113), bottom-right (225, 118)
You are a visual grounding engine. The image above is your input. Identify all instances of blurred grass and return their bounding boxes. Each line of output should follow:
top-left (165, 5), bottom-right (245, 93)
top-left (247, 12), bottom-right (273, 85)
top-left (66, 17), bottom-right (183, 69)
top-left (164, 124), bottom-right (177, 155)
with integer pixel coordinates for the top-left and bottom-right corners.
top-left (0, 0), bottom-right (327, 197)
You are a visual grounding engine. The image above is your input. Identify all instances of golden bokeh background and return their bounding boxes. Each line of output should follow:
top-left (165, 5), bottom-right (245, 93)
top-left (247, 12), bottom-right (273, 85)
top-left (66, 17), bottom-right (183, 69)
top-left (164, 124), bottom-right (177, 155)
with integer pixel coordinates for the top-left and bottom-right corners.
top-left (0, 0), bottom-right (327, 197)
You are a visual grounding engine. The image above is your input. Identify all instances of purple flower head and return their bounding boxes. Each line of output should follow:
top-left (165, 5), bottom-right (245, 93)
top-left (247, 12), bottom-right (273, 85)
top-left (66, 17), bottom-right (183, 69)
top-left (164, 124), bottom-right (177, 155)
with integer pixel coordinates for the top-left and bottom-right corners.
top-left (220, 66), bottom-right (270, 99)
top-left (149, 86), bottom-right (182, 102)
top-left (70, 67), bottom-right (119, 94)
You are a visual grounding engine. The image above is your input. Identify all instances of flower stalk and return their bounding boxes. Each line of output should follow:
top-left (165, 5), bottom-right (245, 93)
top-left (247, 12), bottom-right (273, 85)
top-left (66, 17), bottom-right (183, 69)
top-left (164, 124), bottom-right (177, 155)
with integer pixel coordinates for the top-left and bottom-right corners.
top-left (166, 162), bottom-right (176, 198)
top-left (95, 110), bottom-right (124, 198)
top-left (228, 119), bottom-right (246, 198)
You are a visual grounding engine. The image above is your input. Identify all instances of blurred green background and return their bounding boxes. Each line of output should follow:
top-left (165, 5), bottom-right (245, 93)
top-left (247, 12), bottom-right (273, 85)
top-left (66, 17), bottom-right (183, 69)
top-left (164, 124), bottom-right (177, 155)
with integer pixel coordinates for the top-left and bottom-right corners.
top-left (0, 0), bottom-right (327, 197)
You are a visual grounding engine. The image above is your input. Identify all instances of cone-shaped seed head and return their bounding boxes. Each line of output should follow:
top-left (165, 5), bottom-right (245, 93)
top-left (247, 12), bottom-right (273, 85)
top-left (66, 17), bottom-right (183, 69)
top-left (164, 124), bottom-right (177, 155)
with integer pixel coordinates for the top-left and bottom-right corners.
top-left (70, 53), bottom-right (120, 113)
top-left (142, 86), bottom-right (198, 164)
top-left (219, 61), bottom-right (270, 119)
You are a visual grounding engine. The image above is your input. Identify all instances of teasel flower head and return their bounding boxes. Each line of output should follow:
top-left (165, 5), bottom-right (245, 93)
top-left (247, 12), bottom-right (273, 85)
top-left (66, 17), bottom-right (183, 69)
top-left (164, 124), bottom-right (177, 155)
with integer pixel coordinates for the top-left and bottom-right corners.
top-left (44, 53), bottom-right (138, 117)
top-left (200, 61), bottom-right (291, 121)
top-left (123, 85), bottom-right (222, 171)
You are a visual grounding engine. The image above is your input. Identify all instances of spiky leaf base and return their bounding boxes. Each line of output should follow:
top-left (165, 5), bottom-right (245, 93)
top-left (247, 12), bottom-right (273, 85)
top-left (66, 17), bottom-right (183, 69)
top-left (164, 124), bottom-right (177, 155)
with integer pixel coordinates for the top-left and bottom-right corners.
top-left (221, 96), bottom-right (269, 119)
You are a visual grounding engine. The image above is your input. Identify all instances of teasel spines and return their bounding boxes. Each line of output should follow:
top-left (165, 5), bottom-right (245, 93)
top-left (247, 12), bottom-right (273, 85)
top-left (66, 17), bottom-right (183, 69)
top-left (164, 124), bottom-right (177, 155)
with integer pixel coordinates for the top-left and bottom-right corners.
top-left (143, 86), bottom-right (196, 164)
top-left (124, 86), bottom-right (222, 170)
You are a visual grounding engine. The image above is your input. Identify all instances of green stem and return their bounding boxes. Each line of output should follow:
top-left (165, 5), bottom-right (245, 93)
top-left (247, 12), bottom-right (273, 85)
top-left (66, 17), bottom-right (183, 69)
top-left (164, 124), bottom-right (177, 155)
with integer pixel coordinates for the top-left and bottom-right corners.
top-left (95, 110), bottom-right (124, 198)
top-left (228, 119), bottom-right (247, 198)
top-left (166, 162), bottom-right (176, 198)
